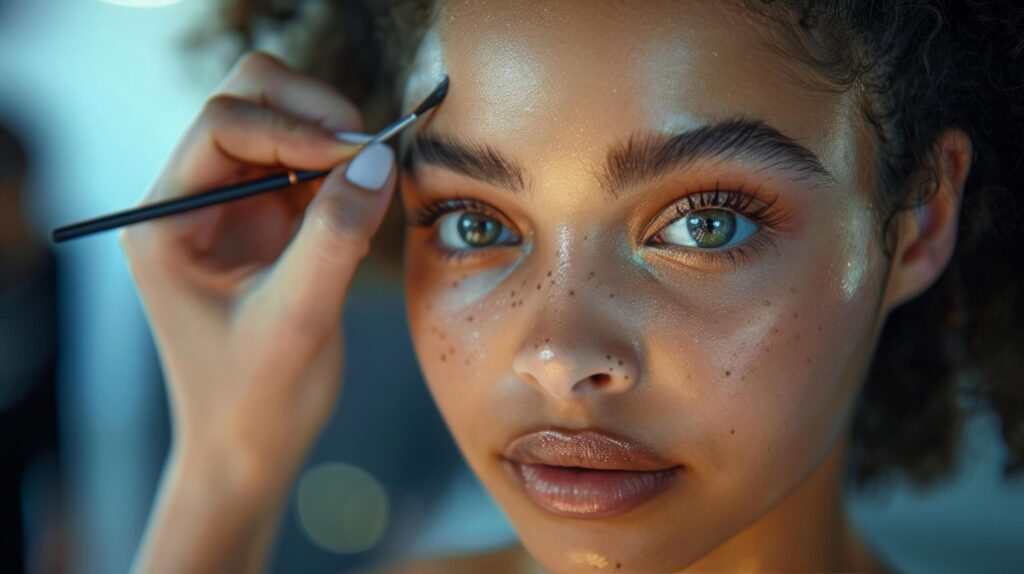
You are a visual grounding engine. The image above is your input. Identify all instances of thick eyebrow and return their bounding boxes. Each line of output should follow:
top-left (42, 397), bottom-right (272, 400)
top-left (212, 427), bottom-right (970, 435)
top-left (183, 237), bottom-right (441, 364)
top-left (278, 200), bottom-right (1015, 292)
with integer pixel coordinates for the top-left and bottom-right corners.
top-left (401, 131), bottom-right (531, 195)
top-left (401, 116), bottom-right (834, 199)
top-left (599, 117), bottom-right (835, 197)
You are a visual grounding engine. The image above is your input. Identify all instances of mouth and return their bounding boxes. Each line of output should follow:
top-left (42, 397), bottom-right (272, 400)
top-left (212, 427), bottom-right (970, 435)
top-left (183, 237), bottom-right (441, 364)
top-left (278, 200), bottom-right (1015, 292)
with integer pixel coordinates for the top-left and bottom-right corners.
top-left (501, 428), bottom-right (683, 519)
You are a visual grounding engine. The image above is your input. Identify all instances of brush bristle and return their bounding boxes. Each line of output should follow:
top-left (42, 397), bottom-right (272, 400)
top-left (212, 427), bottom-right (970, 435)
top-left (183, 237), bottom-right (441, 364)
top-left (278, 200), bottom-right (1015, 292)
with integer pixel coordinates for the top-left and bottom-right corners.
top-left (413, 75), bottom-right (450, 116)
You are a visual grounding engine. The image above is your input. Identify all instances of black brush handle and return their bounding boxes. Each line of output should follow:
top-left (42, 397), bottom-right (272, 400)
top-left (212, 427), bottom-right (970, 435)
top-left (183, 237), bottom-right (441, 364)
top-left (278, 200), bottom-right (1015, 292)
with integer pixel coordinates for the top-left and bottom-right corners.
top-left (51, 169), bottom-right (329, 243)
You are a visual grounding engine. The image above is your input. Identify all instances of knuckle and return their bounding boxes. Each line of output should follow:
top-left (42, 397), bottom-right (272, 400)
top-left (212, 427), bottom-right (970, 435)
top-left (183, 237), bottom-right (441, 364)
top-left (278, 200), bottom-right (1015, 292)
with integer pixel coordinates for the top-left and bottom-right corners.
top-left (117, 226), bottom-right (159, 278)
top-left (199, 94), bottom-right (243, 131)
top-left (234, 50), bottom-right (284, 80)
top-left (268, 107), bottom-right (306, 136)
top-left (117, 226), bottom-right (140, 255)
top-left (202, 93), bottom-right (243, 121)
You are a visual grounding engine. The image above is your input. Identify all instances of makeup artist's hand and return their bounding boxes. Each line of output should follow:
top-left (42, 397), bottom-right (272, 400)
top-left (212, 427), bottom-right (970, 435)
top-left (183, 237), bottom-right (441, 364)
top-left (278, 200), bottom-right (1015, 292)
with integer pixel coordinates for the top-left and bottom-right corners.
top-left (119, 51), bottom-right (397, 574)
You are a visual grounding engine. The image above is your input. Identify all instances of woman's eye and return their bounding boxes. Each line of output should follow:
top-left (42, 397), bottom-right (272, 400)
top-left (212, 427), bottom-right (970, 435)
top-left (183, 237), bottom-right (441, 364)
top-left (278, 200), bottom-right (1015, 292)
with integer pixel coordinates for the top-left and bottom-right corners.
top-left (656, 207), bottom-right (760, 249)
top-left (437, 211), bottom-right (516, 251)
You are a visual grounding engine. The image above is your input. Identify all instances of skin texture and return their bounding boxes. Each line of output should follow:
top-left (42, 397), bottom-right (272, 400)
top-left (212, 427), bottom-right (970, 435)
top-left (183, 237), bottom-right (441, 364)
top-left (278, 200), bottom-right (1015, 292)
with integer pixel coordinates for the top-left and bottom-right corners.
top-left (396, 1), bottom-right (970, 571)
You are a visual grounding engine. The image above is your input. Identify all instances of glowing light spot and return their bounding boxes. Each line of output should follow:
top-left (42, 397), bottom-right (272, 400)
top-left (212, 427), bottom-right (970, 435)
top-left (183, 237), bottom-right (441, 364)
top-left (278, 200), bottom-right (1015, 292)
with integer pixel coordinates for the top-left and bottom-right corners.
top-left (295, 462), bottom-right (389, 554)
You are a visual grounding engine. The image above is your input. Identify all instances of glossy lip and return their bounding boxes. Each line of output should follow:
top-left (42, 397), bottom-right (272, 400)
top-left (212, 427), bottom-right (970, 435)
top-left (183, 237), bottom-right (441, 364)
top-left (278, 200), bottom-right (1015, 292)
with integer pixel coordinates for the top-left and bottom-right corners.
top-left (501, 428), bottom-right (683, 519)
top-left (502, 428), bottom-right (678, 471)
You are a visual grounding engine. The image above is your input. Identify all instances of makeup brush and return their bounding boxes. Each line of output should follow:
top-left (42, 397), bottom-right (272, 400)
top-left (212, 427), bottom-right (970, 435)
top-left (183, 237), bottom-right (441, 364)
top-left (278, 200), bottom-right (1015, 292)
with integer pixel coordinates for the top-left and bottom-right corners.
top-left (50, 75), bottom-right (449, 243)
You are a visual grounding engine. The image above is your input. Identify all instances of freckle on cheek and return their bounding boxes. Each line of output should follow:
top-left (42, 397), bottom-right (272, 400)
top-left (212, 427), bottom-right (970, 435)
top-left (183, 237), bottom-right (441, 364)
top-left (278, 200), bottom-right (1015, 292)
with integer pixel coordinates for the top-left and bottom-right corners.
top-left (725, 370), bottom-right (731, 377)
top-left (569, 290), bottom-right (575, 296)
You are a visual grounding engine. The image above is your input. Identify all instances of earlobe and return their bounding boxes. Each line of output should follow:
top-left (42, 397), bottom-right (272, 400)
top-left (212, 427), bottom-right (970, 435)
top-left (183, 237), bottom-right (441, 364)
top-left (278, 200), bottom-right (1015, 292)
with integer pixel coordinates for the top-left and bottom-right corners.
top-left (882, 129), bottom-right (973, 313)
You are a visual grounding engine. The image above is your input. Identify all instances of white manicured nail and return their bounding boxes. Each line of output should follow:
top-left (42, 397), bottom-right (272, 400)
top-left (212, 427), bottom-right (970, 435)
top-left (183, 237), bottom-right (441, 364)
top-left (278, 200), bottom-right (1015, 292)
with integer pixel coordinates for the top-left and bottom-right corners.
top-left (335, 130), bottom-right (375, 144)
top-left (345, 142), bottom-right (394, 190)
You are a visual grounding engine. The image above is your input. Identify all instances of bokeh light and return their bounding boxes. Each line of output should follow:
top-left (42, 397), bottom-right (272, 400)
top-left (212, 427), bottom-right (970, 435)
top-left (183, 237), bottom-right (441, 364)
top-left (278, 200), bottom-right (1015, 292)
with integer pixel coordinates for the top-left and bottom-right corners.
top-left (295, 462), bottom-right (389, 554)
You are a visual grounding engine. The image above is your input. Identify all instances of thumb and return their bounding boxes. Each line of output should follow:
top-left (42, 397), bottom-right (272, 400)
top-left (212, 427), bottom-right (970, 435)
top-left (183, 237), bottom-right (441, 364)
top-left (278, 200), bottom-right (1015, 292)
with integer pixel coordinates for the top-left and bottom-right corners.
top-left (252, 137), bottom-right (397, 339)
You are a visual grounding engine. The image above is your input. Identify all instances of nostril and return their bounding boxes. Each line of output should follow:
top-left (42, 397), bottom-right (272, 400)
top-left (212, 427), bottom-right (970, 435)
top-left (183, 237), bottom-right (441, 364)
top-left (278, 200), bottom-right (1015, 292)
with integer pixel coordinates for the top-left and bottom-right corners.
top-left (590, 373), bottom-right (612, 387)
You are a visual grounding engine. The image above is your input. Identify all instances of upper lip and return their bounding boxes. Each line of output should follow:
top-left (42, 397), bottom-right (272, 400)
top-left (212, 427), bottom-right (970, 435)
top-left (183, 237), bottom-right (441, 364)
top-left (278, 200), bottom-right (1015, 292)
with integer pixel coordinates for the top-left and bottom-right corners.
top-left (502, 427), bottom-right (680, 471)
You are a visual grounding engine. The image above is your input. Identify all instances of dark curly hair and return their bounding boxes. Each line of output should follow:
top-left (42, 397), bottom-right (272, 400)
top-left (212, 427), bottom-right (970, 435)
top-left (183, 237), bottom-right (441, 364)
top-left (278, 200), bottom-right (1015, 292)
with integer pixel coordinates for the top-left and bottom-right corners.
top-left (184, 0), bottom-right (1024, 491)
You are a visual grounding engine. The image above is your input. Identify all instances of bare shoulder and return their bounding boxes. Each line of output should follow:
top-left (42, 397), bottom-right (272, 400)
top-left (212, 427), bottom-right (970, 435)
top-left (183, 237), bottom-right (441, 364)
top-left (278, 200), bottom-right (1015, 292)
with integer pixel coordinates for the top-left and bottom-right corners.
top-left (377, 542), bottom-right (546, 574)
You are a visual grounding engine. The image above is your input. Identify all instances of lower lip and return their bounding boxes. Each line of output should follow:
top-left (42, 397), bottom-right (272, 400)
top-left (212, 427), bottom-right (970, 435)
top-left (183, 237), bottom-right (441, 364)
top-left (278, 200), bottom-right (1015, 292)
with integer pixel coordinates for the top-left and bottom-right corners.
top-left (504, 459), bottom-right (680, 519)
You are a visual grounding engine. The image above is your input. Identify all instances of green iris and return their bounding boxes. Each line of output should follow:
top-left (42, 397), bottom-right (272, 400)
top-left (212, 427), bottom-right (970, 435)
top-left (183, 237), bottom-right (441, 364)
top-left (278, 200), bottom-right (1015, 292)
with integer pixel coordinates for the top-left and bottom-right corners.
top-left (457, 213), bottom-right (501, 246)
top-left (685, 209), bottom-right (737, 248)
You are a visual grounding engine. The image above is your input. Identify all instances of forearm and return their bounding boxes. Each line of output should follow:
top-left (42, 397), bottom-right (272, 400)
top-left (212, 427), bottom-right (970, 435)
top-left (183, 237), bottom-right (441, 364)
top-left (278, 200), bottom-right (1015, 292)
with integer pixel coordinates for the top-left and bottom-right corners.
top-left (130, 440), bottom-right (298, 574)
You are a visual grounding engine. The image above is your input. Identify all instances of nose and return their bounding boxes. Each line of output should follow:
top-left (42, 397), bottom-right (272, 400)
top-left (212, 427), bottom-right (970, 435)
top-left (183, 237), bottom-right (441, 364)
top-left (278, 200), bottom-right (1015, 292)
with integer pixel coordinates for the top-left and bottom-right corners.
top-left (511, 281), bottom-right (639, 401)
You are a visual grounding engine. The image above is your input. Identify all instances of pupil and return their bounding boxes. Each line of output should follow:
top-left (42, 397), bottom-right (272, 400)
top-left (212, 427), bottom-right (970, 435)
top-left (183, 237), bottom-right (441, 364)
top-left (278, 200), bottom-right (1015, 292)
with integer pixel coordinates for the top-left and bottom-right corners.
top-left (685, 209), bottom-right (736, 248)
top-left (458, 213), bottom-right (500, 246)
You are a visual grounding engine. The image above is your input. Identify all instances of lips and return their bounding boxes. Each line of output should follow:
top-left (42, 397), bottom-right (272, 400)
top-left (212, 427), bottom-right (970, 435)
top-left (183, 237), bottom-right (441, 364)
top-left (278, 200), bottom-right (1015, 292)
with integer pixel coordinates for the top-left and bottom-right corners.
top-left (502, 428), bottom-right (682, 518)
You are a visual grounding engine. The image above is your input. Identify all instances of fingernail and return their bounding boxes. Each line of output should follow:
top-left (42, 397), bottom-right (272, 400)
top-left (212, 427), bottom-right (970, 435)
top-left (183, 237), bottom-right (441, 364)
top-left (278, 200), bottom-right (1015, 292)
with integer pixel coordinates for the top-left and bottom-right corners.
top-left (345, 142), bottom-right (394, 190)
top-left (335, 130), bottom-right (375, 144)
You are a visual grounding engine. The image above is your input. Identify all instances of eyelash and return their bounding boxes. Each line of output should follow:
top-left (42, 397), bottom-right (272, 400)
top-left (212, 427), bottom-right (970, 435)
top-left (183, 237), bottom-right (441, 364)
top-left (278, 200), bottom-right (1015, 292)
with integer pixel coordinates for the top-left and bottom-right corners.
top-left (405, 186), bottom-right (793, 268)
top-left (405, 194), bottom-right (514, 262)
top-left (648, 184), bottom-right (793, 268)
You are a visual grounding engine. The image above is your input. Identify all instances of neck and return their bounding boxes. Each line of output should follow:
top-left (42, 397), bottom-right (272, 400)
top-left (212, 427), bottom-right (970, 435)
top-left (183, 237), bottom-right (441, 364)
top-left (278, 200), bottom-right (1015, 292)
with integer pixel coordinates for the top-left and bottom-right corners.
top-left (679, 434), bottom-right (886, 573)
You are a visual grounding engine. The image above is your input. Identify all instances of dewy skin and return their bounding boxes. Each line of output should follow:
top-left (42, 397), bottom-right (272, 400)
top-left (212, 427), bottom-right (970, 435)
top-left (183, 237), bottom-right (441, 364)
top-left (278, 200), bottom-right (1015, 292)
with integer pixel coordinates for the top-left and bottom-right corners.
top-left (398, 1), bottom-right (896, 571)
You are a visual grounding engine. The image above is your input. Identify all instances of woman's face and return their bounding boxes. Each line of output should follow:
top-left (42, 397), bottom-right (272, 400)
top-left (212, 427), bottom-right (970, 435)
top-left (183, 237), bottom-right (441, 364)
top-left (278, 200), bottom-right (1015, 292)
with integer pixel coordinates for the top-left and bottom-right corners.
top-left (399, 0), bottom-right (892, 570)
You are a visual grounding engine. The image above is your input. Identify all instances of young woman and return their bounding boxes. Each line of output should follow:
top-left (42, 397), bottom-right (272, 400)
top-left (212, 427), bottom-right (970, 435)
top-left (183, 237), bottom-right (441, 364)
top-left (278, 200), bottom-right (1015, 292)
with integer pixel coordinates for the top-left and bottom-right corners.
top-left (123, 1), bottom-right (1023, 572)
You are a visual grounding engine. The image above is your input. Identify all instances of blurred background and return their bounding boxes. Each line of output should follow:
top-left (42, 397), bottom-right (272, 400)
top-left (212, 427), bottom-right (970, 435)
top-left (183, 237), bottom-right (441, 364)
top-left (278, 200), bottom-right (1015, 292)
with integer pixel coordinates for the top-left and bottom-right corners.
top-left (0, 1), bottom-right (1021, 573)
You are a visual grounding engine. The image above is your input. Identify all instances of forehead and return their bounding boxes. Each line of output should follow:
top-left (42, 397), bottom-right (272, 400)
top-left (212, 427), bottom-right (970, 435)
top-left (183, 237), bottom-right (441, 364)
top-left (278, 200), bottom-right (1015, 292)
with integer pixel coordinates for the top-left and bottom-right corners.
top-left (401, 0), bottom-right (857, 189)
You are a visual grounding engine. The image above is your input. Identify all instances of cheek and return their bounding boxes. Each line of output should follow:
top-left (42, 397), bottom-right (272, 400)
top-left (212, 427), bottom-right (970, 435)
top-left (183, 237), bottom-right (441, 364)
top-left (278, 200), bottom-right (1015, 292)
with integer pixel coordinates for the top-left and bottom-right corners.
top-left (403, 240), bottom-right (528, 407)
top-left (641, 196), bottom-right (887, 500)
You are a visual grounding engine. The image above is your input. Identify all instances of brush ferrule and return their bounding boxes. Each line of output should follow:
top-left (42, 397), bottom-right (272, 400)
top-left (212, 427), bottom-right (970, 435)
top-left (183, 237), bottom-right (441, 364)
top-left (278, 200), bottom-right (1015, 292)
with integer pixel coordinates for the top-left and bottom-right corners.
top-left (371, 113), bottom-right (418, 145)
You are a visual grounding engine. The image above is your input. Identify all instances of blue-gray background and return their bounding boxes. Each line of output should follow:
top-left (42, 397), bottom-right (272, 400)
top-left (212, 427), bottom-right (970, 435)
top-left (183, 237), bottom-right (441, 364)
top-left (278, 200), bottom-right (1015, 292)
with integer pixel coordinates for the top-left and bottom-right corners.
top-left (0, 1), bottom-right (1020, 573)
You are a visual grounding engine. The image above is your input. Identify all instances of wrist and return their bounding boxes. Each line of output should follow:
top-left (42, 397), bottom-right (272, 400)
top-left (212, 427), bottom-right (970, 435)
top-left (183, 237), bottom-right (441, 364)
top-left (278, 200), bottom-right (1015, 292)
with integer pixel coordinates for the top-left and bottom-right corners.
top-left (171, 428), bottom-right (304, 506)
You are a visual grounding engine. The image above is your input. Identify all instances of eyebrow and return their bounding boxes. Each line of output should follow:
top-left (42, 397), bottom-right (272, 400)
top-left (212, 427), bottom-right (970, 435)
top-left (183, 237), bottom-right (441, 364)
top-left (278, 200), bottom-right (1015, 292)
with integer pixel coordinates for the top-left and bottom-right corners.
top-left (401, 116), bottom-right (834, 199)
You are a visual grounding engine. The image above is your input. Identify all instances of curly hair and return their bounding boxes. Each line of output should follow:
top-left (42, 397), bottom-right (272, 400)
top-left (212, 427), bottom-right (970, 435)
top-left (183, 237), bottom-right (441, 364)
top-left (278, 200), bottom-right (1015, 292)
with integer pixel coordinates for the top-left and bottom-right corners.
top-left (184, 0), bottom-right (1024, 491)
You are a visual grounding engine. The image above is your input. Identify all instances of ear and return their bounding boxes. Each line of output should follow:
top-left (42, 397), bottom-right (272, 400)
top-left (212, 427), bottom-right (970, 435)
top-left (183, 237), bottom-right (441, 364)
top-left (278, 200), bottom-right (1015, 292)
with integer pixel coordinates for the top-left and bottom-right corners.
top-left (881, 129), bottom-right (973, 314)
